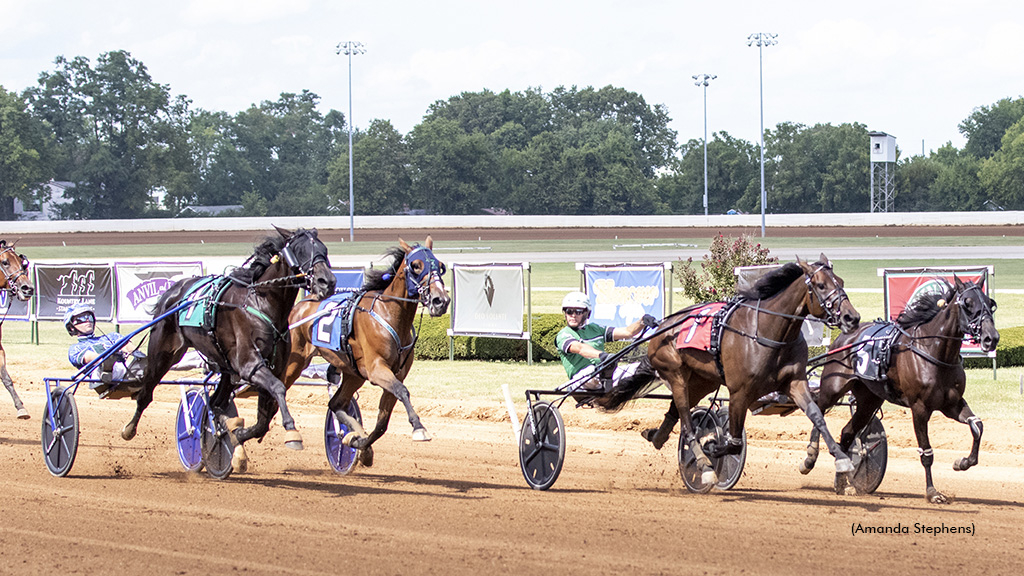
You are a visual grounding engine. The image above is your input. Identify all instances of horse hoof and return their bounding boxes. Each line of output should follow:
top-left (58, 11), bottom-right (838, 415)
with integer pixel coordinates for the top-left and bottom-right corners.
top-left (120, 424), bottom-right (137, 441)
top-left (231, 445), bottom-right (248, 474)
top-left (224, 417), bottom-right (245, 432)
top-left (16, 408), bottom-right (30, 420)
top-left (798, 459), bottom-right (815, 475)
top-left (412, 428), bottom-right (431, 442)
top-left (359, 447), bottom-right (374, 468)
top-left (284, 429), bottom-right (304, 450)
top-left (953, 458), bottom-right (973, 472)
top-left (701, 470), bottom-right (718, 487)
top-left (342, 431), bottom-right (361, 447)
top-left (835, 457), bottom-right (854, 474)
top-left (927, 489), bottom-right (950, 504)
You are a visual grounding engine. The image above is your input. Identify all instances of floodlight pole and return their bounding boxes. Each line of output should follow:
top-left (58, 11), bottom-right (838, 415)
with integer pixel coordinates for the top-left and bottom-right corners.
top-left (748, 32), bottom-right (776, 237)
top-left (337, 41), bottom-right (365, 242)
top-left (693, 74), bottom-right (716, 216)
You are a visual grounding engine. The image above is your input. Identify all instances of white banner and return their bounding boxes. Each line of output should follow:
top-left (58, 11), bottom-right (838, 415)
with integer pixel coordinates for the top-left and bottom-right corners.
top-left (451, 264), bottom-right (525, 336)
top-left (114, 261), bottom-right (204, 323)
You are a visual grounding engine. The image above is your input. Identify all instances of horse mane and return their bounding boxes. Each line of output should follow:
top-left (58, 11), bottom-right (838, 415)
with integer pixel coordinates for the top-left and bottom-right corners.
top-left (363, 246), bottom-right (405, 291)
top-left (736, 262), bottom-right (804, 300)
top-left (896, 279), bottom-right (954, 328)
top-left (230, 232), bottom-right (287, 283)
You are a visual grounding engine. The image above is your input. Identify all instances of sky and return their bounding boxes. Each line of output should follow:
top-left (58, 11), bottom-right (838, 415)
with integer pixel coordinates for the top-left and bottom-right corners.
top-left (3, 0), bottom-right (1023, 156)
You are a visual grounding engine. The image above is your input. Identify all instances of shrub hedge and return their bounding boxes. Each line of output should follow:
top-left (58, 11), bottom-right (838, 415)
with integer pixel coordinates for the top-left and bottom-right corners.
top-left (414, 315), bottom-right (1024, 368)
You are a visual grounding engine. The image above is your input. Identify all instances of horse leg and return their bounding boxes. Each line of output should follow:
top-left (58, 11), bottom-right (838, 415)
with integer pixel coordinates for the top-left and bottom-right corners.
top-left (354, 392), bottom-right (400, 468)
top-left (366, 365), bottom-right (429, 442)
top-left (831, 391), bottom-right (883, 494)
top-left (666, 371), bottom-right (716, 486)
top-left (789, 380), bottom-right (854, 484)
top-left (944, 399), bottom-right (983, 472)
top-left (909, 405), bottom-right (948, 503)
top-left (249, 366), bottom-right (303, 450)
top-left (1, 359), bottom-right (29, 419)
top-left (642, 403), bottom-right (679, 450)
top-left (799, 374), bottom-right (852, 475)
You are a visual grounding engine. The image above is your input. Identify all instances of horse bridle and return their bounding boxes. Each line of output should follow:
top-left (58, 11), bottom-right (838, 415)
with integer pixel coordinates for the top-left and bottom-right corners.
top-left (803, 261), bottom-right (850, 328)
top-left (952, 282), bottom-right (996, 343)
top-left (403, 246), bottom-right (446, 305)
top-left (278, 229), bottom-right (330, 291)
top-left (0, 245), bottom-right (30, 293)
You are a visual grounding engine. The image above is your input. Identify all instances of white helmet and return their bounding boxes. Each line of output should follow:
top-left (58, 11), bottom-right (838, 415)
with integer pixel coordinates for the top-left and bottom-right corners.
top-left (561, 291), bottom-right (591, 312)
top-left (63, 302), bottom-right (95, 336)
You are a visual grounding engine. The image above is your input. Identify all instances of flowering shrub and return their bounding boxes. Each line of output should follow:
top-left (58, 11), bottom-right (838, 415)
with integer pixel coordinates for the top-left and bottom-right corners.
top-left (677, 234), bottom-right (778, 303)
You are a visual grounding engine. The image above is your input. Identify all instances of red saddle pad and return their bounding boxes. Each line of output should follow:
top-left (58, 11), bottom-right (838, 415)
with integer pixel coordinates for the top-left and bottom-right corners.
top-left (674, 303), bottom-right (728, 351)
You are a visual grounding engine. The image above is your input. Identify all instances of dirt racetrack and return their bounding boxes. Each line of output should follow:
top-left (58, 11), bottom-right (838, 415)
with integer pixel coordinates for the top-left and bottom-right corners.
top-left (2, 225), bottom-right (1023, 575)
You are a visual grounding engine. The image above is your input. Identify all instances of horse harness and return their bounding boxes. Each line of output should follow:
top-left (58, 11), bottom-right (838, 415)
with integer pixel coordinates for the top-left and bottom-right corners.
top-left (0, 244), bottom-right (30, 294)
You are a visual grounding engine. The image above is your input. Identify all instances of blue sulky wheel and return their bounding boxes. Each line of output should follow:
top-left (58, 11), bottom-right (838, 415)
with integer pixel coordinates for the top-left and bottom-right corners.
top-left (678, 406), bottom-right (747, 493)
top-left (849, 413), bottom-right (887, 494)
top-left (200, 414), bottom-right (234, 480)
top-left (324, 399), bottom-right (362, 475)
top-left (518, 401), bottom-right (566, 491)
top-left (175, 387), bottom-right (206, 472)
top-left (41, 387), bottom-right (80, 477)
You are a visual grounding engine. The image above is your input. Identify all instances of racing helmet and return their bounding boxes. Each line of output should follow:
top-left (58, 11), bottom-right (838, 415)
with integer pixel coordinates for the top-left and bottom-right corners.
top-left (63, 302), bottom-right (96, 336)
top-left (561, 291), bottom-right (591, 315)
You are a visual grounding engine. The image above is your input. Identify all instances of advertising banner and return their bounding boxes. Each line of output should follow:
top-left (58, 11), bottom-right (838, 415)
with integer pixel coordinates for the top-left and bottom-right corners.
top-left (0, 283), bottom-right (31, 320)
top-left (34, 264), bottom-right (115, 321)
top-left (333, 268), bottom-right (366, 293)
top-left (882, 266), bottom-right (992, 357)
top-left (583, 264), bottom-right (664, 327)
top-left (114, 261), bottom-right (204, 323)
top-left (451, 264), bottom-right (525, 336)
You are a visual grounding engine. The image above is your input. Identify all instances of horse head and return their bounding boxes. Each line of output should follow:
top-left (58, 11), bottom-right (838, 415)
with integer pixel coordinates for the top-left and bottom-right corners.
top-left (398, 236), bottom-right (450, 316)
top-left (797, 253), bottom-right (860, 333)
top-left (274, 226), bottom-right (336, 299)
top-left (0, 240), bottom-right (34, 302)
top-left (952, 275), bottom-right (999, 353)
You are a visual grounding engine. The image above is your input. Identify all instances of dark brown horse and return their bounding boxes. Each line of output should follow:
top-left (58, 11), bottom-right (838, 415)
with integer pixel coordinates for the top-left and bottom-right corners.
top-left (279, 237), bottom-right (450, 468)
top-left (599, 255), bottom-right (861, 491)
top-left (801, 276), bottom-right (999, 503)
top-left (119, 228), bottom-right (336, 462)
top-left (0, 240), bottom-right (34, 420)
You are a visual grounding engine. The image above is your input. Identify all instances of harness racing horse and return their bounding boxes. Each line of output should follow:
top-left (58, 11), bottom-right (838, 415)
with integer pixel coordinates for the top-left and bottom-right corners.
top-left (280, 237), bottom-right (450, 468)
top-left (0, 240), bottom-right (34, 419)
top-left (801, 276), bottom-right (999, 503)
top-left (119, 228), bottom-right (336, 467)
top-left (598, 255), bottom-right (861, 491)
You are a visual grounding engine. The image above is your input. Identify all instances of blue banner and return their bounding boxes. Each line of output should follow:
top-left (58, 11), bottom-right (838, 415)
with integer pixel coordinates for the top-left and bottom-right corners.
top-left (332, 268), bottom-right (365, 293)
top-left (584, 265), bottom-right (664, 327)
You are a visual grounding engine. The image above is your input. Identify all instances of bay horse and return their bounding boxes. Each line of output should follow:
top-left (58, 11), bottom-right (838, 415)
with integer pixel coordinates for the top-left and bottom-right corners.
top-left (119, 227), bottom-right (336, 458)
top-left (598, 254), bottom-right (861, 490)
top-left (801, 276), bottom-right (998, 503)
top-left (277, 237), bottom-right (450, 469)
top-left (0, 240), bottom-right (34, 419)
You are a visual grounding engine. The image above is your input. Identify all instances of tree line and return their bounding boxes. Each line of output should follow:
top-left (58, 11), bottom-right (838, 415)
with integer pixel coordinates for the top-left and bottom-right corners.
top-left (2, 50), bottom-right (1023, 220)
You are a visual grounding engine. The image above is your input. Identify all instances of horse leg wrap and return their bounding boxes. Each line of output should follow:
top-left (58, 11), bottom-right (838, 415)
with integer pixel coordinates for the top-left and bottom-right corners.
top-left (283, 429), bottom-right (304, 450)
top-left (968, 416), bottom-right (983, 438)
top-left (918, 448), bottom-right (934, 468)
top-left (799, 444), bottom-right (820, 475)
top-left (231, 444), bottom-right (248, 474)
top-left (411, 427), bottom-right (431, 442)
top-left (225, 417), bottom-right (245, 432)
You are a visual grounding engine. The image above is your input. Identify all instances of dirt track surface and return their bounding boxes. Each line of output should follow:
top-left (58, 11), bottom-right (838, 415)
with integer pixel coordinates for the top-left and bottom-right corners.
top-left (2, 376), bottom-right (1024, 576)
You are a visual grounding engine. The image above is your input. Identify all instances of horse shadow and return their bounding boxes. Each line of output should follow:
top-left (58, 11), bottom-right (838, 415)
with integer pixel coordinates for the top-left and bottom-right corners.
top-left (714, 485), bottom-right (1022, 511)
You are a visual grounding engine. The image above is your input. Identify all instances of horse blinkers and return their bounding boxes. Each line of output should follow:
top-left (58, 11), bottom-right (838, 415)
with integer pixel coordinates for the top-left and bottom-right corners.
top-left (802, 258), bottom-right (859, 333)
top-left (282, 229), bottom-right (334, 298)
top-left (404, 246), bottom-right (450, 316)
top-left (955, 282), bottom-right (999, 352)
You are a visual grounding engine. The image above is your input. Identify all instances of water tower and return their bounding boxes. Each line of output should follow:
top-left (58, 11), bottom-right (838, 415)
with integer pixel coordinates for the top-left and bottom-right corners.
top-left (869, 131), bottom-right (896, 212)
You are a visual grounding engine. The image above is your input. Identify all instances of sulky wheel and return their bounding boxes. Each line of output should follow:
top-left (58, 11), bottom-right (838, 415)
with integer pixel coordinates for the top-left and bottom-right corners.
top-left (849, 413), bottom-right (887, 494)
top-left (175, 387), bottom-right (206, 472)
top-left (711, 405), bottom-right (746, 491)
top-left (678, 407), bottom-right (719, 494)
top-left (325, 399), bottom-right (362, 475)
top-left (200, 415), bottom-right (234, 480)
top-left (41, 387), bottom-right (80, 477)
top-left (519, 401), bottom-right (566, 490)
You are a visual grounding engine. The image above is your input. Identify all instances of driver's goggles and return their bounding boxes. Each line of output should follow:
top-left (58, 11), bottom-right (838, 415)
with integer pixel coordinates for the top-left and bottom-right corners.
top-left (72, 313), bottom-right (95, 324)
top-left (563, 308), bottom-right (588, 316)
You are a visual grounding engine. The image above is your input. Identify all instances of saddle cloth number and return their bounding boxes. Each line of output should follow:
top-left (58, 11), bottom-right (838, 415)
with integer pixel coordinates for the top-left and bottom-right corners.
top-left (675, 303), bottom-right (727, 351)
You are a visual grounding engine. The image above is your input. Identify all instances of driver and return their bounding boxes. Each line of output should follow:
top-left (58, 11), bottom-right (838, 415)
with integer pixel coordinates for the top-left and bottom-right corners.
top-left (555, 291), bottom-right (658, 394)
top-left (64, 302), bottom-right (145, 393)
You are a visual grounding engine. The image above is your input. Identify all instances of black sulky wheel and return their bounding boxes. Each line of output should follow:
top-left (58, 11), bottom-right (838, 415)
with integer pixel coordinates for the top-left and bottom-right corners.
top-left (711, 405), bottom-right (746, 491)
top-left (176, 387), bottom-right (206, 472)
top-left (679, 406), bottom-right (747, 493)
top-left (41, 387), bottom-right (79, 477)
top-left (849, 413), bottom-right (887, 494)
top-left (200, 415), bottom-right (234, 480)
top-left (519, 401), bottom-right (566, 490)
top-left (325, 399), bottom-right (362, 475)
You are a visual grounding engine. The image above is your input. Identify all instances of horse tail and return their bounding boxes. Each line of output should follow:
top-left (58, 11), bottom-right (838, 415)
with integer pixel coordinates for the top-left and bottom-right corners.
top-left (595, 355), bottom-right (657, 413)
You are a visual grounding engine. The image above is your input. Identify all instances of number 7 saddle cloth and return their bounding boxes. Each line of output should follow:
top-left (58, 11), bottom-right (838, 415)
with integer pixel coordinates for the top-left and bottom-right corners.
top-left (674, 302), bottom-right (730, 352)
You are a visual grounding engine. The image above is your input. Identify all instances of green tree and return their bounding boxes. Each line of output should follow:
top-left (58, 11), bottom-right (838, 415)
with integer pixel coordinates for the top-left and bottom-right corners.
top-left (979, 118), bottom-right (1024, 209)
top-left (408, 116), bottom-right (495, 214)
top-left (0, 86), bottom-right (54, 219)
top-left (959, 97), bottom-right (1024, 159)
top-left (328, 119), bottom-right (411, 215)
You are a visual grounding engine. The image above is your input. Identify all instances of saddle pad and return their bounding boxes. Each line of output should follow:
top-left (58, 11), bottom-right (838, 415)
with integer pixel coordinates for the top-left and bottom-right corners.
top-left (852, 322), bottom-right (899, 382)
top-left (310, 292), bottom-right (359, 351)
top-left (675, 303), bottom-right (728, 351)
top-left (177, 276), bottom-right (226, 329)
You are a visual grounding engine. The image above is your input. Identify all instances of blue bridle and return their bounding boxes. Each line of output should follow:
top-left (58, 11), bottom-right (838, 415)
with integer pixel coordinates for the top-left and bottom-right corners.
top-left (403, 245), bottom-right (446, 300)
